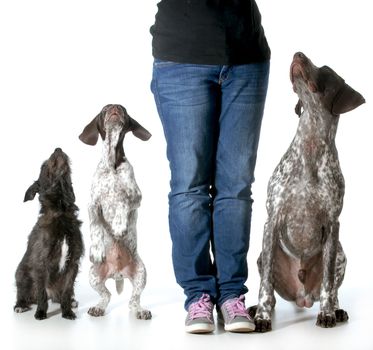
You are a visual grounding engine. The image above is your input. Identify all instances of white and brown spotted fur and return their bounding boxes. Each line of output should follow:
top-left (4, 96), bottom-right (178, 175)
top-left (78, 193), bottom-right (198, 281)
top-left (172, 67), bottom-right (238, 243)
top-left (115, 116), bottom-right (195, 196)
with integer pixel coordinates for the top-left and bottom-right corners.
top-left (14, 148), bottom-right (84, 320)
top-left (79, 104), bottom-right (152, 319)
top-left (251, 52), bottom-right (365, 331)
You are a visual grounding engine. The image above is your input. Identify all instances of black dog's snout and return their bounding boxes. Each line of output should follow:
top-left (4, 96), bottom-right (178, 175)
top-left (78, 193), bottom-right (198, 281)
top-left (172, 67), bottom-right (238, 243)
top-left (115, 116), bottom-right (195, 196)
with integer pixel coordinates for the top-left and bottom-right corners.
top-left (294, 52), bottom-right (305, 60)
top-left (54, 147), bottom-right (62, 153)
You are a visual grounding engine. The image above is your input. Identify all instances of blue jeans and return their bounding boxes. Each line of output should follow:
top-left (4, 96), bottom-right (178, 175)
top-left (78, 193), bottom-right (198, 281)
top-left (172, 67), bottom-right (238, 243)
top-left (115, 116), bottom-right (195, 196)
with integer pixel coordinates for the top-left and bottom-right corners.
top-left (151, 60), bottom-right (270, 309)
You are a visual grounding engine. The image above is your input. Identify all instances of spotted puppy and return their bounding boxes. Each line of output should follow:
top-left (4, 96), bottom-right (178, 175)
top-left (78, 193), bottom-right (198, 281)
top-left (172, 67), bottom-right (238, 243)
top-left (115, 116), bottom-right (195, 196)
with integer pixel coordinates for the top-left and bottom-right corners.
top-left (79, 104), bottom-right (152, 319)
top-left (253, 52), bottom-right (365, 331)
top-left (14, 148), bottom-right (84, 320)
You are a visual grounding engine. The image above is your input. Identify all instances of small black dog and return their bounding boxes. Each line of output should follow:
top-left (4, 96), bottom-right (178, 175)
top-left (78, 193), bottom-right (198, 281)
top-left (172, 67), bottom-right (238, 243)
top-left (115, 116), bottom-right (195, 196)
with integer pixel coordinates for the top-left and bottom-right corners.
top-left (14, 148), bottom-right (84, 320)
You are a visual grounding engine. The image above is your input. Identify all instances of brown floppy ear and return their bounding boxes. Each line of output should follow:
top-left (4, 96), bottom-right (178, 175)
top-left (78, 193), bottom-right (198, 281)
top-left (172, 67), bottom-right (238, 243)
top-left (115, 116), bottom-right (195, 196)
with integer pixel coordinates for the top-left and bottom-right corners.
top-left (129, 117), bottom-right (152, 141)
top-left (332, 83), bottom-right (365, 116)
top-left (79, 113), bottom-right (105, 145)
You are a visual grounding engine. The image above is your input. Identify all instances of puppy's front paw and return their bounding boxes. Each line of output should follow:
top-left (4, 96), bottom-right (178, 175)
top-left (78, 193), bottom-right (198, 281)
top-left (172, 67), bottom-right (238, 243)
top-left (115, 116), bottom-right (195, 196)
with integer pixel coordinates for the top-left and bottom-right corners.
top-left (34, 310), bottom-right (47, 320)
top-left (62, 310), bottom-right (77, 320)
top-left (254, 318), bottom-right (272, 332)
top-left (112, 211), bottom-right (128, 238)
top-left (88, 307), bottom-right (105, 317)
top-left (89, 245), bottom-right (106, 263)
top-left (136, 309), bottom-right (152, 320)
top-left (316, 312), bottom-right (336, 328)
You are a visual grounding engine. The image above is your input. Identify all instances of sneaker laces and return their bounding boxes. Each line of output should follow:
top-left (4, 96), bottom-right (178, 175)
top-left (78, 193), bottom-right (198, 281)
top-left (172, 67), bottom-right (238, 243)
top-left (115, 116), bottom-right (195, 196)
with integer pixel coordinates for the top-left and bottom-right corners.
top-left (188, 294), bottom-right (214, 322)
top-left (224, 295), bottom-right (250, 321)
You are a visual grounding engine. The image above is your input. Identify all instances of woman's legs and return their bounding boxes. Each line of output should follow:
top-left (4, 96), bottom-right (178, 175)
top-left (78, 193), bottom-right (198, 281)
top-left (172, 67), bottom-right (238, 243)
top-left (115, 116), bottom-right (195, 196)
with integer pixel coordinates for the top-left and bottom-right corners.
top-left (151, 60), bottom-right (270, 309)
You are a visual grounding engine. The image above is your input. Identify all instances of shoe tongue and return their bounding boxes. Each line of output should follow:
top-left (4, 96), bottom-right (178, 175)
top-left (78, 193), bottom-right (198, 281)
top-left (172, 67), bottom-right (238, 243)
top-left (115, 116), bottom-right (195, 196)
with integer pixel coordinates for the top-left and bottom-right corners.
top-left (190, 307), bottom-right (211, 320)
top-left (189, 296), bottom-right (213, 319)
top-left (227, 297), bottom-right (247, 318)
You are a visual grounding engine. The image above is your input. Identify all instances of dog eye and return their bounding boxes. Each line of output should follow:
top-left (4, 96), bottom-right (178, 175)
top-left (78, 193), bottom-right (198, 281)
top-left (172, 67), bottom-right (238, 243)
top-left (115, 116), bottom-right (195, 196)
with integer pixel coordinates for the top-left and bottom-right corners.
top-left (102, 105), bottom-right (111, 112)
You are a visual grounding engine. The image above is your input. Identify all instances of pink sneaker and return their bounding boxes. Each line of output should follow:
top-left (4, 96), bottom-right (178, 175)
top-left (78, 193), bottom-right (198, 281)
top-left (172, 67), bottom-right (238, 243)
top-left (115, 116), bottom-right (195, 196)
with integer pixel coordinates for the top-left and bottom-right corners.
top-left (185, 294), bottom-right (215, 334)
top-left (218, 295), bottom-right (255, 332)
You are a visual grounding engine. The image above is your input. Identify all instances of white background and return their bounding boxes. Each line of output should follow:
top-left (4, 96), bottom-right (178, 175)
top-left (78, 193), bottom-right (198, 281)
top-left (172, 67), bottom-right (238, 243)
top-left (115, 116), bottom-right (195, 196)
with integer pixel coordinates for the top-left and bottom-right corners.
top-left (1, 1), bottom-right (372, 349)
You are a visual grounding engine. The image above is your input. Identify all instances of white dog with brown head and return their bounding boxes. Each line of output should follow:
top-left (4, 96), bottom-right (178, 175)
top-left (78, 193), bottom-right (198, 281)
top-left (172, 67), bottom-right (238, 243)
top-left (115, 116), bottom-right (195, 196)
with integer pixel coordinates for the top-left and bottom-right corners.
top-left (79, 104), bottom-right (152, 319)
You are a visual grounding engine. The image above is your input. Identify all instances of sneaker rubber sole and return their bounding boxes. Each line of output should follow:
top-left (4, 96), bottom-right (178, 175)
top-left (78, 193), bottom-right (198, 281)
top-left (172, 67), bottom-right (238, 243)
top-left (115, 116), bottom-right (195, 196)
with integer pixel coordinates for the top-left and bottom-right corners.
top-left (218, 314), bottom-right (255, 333)
top-left (185, 322), bottom-right (215, 334)
top-left (223, 320), bottom-right (255, 333)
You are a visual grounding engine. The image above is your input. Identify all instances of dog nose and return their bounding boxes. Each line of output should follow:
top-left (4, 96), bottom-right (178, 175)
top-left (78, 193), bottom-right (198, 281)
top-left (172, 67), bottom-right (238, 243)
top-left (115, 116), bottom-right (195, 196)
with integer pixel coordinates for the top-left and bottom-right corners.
top-left (108, 105), bottom-right (120, 114)
top-left (294, 52), bottom-right (304, 58)
top-left (54, 147), bottom-right (62, 153)
top-left (294, 52), bottom-right (306, 60)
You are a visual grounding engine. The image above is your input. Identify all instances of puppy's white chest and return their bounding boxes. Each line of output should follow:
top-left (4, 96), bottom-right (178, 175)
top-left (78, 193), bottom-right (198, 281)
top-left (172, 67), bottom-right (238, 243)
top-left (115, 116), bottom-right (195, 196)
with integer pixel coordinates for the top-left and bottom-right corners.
top-left (59, 238), bottom-right (69, 272)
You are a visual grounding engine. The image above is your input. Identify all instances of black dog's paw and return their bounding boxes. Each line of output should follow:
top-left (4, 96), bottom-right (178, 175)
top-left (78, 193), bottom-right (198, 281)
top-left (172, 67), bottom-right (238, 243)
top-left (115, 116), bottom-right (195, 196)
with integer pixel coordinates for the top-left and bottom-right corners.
top-left (335, 309), bottom-right (349, 323)
top-left (316, 312), bottom-right (336, 328)
top-left (88, 307), bottom-right (105, 317)
top-left (62, 310), bottom-right (77, 320)
top-left (255, 318), bottom-right (272, 332)
top-left (34, 310), bottom-right (47, 320)
top-left (14, 304), bottom-right (31, 313)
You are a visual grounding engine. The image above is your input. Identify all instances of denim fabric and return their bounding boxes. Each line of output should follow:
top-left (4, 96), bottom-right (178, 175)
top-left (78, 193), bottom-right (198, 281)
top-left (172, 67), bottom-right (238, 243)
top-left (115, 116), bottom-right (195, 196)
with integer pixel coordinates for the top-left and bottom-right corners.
top-left (151, 60), bottom-right (270, 309)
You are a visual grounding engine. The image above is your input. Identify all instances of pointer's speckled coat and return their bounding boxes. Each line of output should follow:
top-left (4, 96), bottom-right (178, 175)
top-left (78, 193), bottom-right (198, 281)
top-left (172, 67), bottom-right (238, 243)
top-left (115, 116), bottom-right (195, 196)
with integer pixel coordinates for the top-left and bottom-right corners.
top-left (79, 104), bottom-right (152, 319)
top-left (252, 52), bottom-right (365, 331)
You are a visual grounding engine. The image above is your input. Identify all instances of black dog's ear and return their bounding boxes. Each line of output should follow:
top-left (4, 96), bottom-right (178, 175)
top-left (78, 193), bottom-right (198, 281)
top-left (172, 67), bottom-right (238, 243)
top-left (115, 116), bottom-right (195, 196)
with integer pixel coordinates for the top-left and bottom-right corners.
top-left (295, 99), bottom-right (303, 117)
top-left (332, 83), bottom-right (365, 116)
top-left (24, 181), bottom-right (40, 202)
top-left (129, 117), bottom-right (152, 141)
top-left (79, 113), bottom-right (106, 145)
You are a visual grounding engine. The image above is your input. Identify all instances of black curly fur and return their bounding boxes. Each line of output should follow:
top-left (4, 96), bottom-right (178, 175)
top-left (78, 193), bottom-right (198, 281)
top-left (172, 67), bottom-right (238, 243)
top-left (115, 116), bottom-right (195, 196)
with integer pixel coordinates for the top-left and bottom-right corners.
top-left (14, 148), bottom-right (84, 320)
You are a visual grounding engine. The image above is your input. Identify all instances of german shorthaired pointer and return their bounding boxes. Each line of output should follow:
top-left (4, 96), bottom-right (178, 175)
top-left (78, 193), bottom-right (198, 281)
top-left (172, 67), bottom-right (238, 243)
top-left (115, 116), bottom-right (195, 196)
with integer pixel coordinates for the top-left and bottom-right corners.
top-left (14, 148), bottom-right (84, 320)
top-left (79, 104), bottom-right (152, 319)
top-left (252, 52), bottom-right (365, 331)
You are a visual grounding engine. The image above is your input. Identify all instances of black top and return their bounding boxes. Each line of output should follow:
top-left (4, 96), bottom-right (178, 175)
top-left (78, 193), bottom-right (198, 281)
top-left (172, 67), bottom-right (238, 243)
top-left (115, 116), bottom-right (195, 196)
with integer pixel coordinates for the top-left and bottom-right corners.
top-left (150, 0), bottom-right (271, 65)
